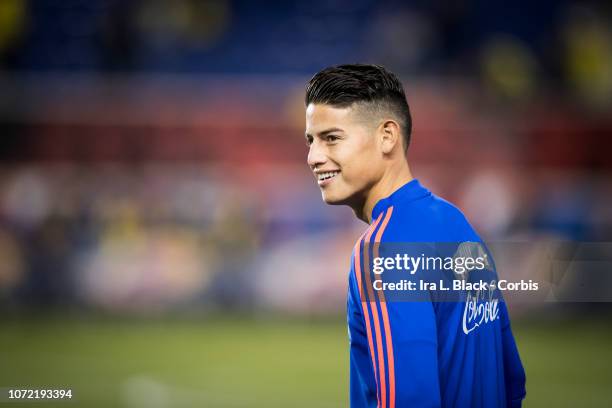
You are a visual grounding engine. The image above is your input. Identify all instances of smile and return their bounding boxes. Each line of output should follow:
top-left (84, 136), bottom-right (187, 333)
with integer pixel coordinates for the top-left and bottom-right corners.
top-left (318, 171), bottom-right (340, 181)
top-left (317, 170), bottom-right (340, 185)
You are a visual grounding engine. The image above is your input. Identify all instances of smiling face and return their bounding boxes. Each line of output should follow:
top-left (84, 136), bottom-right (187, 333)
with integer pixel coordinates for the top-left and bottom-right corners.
top-left (305, 103), bottom-right (384, 209)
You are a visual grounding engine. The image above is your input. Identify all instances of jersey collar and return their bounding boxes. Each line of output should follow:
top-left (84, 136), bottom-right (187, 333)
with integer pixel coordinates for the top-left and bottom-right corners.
top-left (371, 179), bottom-right (431, 222)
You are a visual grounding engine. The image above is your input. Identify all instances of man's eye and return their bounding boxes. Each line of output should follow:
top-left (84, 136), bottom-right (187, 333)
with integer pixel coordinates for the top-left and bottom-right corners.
top-left (326, 135), bottom-right (339, 142)
top-left (305, 136), bottom-right (313, 146)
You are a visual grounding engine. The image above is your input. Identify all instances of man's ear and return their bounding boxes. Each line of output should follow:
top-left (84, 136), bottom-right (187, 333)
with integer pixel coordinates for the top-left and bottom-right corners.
top-left (380, 119), bottom-right (402, 154)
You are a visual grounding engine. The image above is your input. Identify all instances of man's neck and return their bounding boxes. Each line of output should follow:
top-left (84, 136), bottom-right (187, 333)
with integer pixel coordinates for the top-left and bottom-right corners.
top-left (356, 162), bottom-right (413, 224)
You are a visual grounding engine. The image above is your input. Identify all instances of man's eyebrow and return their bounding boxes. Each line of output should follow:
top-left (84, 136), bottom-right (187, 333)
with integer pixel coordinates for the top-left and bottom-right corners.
top-left (305, 127), bottom-right (345, 138)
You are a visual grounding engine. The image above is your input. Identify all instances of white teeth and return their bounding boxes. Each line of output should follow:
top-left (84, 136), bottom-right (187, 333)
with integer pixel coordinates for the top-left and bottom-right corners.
top-left (317, 171), bottom-right (340, 181)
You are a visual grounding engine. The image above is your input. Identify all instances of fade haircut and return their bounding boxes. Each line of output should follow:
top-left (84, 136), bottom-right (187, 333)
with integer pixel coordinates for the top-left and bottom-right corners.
top-left (305, 64), bottom-right (412, 150)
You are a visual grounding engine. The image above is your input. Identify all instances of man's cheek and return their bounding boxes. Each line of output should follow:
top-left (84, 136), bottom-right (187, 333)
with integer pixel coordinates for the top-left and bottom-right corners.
top-left (338, 172), bottom-right (353, 187)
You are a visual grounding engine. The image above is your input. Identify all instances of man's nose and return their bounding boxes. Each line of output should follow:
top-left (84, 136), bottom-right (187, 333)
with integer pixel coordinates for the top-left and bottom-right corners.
top-left (307, 142), bottom-right (327, 169)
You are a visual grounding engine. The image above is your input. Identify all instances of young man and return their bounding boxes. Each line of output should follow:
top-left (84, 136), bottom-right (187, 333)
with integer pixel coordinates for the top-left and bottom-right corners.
top-left (304, 64), bottom-right (526, 408)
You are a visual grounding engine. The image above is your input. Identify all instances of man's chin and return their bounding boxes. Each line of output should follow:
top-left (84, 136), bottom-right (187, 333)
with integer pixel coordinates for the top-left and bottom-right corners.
top-left (321, 192), bottom-right (349, 206)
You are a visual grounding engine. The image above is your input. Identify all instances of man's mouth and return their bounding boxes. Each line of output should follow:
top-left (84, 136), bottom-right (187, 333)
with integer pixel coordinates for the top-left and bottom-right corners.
top-left (317, 170), bottom-right (340, 185)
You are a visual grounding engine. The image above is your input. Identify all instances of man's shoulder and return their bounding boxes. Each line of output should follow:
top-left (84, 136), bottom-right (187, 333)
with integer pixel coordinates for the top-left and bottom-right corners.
top-left (383, 193), bottom-right (481, 243)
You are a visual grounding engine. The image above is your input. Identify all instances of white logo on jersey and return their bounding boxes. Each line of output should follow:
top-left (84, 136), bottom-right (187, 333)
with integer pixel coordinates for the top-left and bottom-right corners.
top-left (462, 283), bottom-right (499, 335)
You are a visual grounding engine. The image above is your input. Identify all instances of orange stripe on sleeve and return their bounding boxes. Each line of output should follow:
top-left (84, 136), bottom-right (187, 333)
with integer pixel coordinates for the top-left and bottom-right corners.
top-left (362, 210), bottom-right (389, 408)
top-left (374, 207), bottom-right (396, 408)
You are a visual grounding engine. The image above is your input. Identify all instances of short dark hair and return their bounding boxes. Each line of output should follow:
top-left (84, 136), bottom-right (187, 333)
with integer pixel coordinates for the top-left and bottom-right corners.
top-left (305, 64), bottom-right (412, 150)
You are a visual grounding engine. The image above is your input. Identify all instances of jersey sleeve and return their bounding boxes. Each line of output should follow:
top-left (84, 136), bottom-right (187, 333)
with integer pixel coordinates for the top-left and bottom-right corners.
top-left (381, 298), bottom-right (442, 407)
top-left (499, 301), bottom-right (527, 407)
top-left (351, 233), bottom-right (442, 408)
top-left (487, 243), bottom-right (527, 407)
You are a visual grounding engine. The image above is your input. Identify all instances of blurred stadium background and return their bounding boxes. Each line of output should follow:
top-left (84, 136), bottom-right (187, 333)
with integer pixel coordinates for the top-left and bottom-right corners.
top-left (0, 0), bottom-right (611, 407)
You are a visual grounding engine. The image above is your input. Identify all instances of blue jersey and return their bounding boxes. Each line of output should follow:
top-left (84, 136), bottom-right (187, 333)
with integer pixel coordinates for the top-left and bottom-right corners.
top-left (348, 179), bottom-right (526, 408)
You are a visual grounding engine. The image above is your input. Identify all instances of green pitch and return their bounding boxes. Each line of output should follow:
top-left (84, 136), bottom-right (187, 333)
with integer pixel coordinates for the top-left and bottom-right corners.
top-left (0, 316), bottom-right (610, 407)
